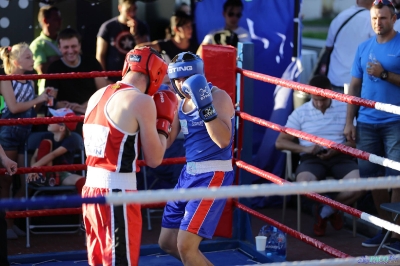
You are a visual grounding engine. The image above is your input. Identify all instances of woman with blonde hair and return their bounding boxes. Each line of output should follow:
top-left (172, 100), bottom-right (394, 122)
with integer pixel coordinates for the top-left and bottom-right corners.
top-left (0, 43), bottom-right (50, 239)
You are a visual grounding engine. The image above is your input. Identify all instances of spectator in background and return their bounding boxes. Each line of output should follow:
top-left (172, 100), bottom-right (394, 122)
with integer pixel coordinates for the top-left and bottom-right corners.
top-left (96, 0), bottom-right (150, 83)
top-left (320, 0), bottom-right (375, 93)
top-left (136, 11), bottom-right (198, 61)
top-left (29, 5), bottom-right (62, 94)
top-left (197, 0), bottom-right (251, 55)
top-left (46, 28), bottom-right (107, 135)
top-left (393, 0), bottom-right (400, 30)
top-left (276, 75), bottom-right (362, 237)
top-left (344, 0), bottom-right (400, 251)
top-left (0, 43), bottom-right (50, 239)
top-left (27, 111), bottom-right (85, 195)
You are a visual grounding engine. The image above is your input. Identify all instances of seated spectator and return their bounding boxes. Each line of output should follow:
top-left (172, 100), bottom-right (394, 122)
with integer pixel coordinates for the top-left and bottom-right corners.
top-left (30, 5), bottom-right (62, 94)
top-left (275, 75), bottom-right (363, 237)
top-left (27, 110), bottom-right (85, 195)
top-left (96, 0), bottom-right (150, 83)
top-left (45, 28), bottom-right (107, 133)
top-left (0, 43), bottom-right (50, 239)
top-left (197, 0), bottom-right (251, 55)
top-left (136, 11), bottom-right (198, 61)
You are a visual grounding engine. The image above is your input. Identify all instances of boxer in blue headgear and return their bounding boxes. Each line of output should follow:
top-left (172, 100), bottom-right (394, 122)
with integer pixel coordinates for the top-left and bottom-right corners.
top-left (159, 51), bottom-right (236, 265)
top-left (167, 52), bottom-right (204, 99)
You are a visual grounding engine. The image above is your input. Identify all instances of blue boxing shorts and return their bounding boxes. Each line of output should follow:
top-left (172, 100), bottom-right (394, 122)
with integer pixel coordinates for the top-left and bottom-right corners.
top-left (162, 165), bottom-right (234, 239)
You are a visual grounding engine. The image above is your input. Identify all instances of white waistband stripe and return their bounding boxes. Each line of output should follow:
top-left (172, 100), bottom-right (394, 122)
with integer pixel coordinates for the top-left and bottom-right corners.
top-left (85, 166), bottom-right (137, 190)
top-left (186, 160), bottom-right (233, 174)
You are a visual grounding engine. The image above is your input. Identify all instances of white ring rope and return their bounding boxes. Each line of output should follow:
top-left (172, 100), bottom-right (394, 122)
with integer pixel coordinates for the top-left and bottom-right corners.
top-left (107, 177), bottom-right (400, 205)
top-left (105, 176), bottom-right (400, 235)
top-left (375, 102), bottom-right (400, 116)
top-left (254, 254), bottom-right (400, 266)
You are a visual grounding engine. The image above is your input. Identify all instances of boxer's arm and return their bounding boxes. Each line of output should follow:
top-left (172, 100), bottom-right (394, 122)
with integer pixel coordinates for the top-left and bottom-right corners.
top-left (203, 89), bottom-right (234, 148)
top-left (136, 95), bottom-right (167, 168)
top-left (166, 108), bottom-right (181, 148)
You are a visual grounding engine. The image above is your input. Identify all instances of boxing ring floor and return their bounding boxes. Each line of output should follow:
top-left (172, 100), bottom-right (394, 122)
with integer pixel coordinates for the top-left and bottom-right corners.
top-left (8, 207), bottom-right (389, 265)
top-left (10, 242), bottom-right (267, 266)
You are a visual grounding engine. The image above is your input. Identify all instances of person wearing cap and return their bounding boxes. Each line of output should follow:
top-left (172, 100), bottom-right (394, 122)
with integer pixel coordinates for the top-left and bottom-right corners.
top-left (158, 52), bottom-right (235, 265)
top-left (82, 46), bottom-right (178, 265)
top-left (27, 111), bottom-right (85, 194)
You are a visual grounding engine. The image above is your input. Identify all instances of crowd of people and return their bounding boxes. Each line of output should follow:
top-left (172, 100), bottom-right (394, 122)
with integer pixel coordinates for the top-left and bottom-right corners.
top-left (0, 0), bottom-right (247, 265)
top-left (277, 0), bottom-right (400, 254)
top-left (0, 0), bottom-right (400, 265)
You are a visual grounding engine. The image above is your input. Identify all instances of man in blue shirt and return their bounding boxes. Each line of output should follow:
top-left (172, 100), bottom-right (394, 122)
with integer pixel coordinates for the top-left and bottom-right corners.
top-left (344, 0), bottom-right (400, 252)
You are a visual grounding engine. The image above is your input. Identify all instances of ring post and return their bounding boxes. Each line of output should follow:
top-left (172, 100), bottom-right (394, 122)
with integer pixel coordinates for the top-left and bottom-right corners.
top-left (234, 42), bottom-right (254, 243)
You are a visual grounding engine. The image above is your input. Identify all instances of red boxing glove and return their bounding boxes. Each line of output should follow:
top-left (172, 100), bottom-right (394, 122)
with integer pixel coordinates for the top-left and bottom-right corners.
top-left (153, 90), bottom-right (178, 138)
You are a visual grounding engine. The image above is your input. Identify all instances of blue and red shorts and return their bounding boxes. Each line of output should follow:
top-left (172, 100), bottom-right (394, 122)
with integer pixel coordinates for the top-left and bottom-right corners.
top-left (161, 165), bottom-right (234, 239)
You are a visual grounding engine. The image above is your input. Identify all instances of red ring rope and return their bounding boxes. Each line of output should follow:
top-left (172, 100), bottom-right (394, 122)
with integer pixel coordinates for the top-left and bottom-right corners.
top-left (0, 71), bottom-right (121, 81)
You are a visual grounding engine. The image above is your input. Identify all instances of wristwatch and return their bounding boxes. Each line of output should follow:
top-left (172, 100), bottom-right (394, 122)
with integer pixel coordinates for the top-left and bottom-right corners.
top-left (380, 70), bottom-right (389, 80)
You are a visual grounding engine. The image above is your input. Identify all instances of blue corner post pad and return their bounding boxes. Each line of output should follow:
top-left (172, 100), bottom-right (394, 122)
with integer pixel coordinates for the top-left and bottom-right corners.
top-left (0, 195), bottom-right (107, 211)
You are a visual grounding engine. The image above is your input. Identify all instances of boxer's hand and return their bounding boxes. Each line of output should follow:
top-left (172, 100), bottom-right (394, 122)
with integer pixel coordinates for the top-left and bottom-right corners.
top-left (182, 74), bottom-right (217, 122)
top-left (153, 90), bottom-right (178, 138)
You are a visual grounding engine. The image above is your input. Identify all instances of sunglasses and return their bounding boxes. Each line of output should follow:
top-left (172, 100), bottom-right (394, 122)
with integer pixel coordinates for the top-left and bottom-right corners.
top-left (228, 12), bottom-right (242, 18)
top-left (373, 0), bottom-right (395, 7)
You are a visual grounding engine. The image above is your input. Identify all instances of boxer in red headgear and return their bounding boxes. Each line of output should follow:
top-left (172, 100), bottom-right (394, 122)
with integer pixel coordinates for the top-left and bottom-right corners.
top-left (82, 46), bottom-right (178, 266)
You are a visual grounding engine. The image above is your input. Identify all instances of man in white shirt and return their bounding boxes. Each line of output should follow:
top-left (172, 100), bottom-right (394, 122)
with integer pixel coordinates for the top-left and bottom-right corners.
top-left (324, 0), bottom-right (375, 93)
top-left (197, 0), bottom-right (251, 55)
top-left (275, 75), bottom-right (362, 237)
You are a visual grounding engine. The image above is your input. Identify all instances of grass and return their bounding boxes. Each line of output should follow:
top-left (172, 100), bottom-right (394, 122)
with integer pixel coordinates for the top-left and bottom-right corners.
top-left (302, 32), bottom-right (328, 40)
top-left (302, 17), bottom-right (333, 27)
top-left (301, 17), bottom-right (331, 40)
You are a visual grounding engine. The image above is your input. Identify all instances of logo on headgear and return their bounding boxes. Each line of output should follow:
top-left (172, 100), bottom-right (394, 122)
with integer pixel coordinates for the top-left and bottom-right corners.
top-left (129, 54), bottom-right (141, 62)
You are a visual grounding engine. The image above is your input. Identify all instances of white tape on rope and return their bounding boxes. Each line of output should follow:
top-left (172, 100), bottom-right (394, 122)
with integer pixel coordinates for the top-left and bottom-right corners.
top-left (375, 102), bottom-right (400, 116)
top-left (257, 254), bottom-right (400, 266)
top-left (360, 212), bottom-right (400, 238)
top-left (369, 154), bottom-right (400, 172)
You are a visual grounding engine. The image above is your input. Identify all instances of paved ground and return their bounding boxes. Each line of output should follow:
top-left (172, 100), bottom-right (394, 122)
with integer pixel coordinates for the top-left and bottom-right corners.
top-left (7, 203), bottom-right (392, 263)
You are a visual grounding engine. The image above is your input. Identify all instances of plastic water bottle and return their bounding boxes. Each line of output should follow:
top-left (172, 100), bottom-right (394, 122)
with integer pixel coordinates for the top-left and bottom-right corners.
top-left (264, 226), bottom-right (287, 259)
top-left (259, 224), bottom-right (273, 239)
top-left (367, 53), bottom-right (379, 82)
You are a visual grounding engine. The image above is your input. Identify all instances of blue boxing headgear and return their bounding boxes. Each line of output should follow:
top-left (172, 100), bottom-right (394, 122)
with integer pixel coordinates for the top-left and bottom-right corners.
top-left (168, 52), bottom-right (204, 99)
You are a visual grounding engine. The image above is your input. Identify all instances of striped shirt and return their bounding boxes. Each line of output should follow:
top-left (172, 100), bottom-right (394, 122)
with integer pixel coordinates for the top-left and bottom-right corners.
top-left (285, 100), bottom-right (347, 147)
top-left (2, 80), bottom-right (35, 114)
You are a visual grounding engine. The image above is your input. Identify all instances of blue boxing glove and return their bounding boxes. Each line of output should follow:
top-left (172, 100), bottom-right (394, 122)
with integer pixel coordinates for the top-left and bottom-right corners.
top-left (182, 74), bottom-right (218, 122)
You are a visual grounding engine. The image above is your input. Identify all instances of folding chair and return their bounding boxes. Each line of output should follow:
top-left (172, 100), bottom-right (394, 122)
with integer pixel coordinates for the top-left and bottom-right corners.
top-left (24, 131), bottom-right (85, 248)
top-left (281, 150), bottom-right (357, 235)
top-left (375, 202), bottom-right (400, 255)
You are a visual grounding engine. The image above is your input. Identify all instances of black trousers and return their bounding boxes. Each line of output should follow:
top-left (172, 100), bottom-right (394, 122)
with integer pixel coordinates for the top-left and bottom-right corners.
top-left (0, 210), bottom-right (9, 266)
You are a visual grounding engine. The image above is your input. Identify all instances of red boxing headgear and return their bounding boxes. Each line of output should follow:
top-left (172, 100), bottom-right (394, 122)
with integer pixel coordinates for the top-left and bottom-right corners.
top-left (122, 46), bottom-right (167, 96)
